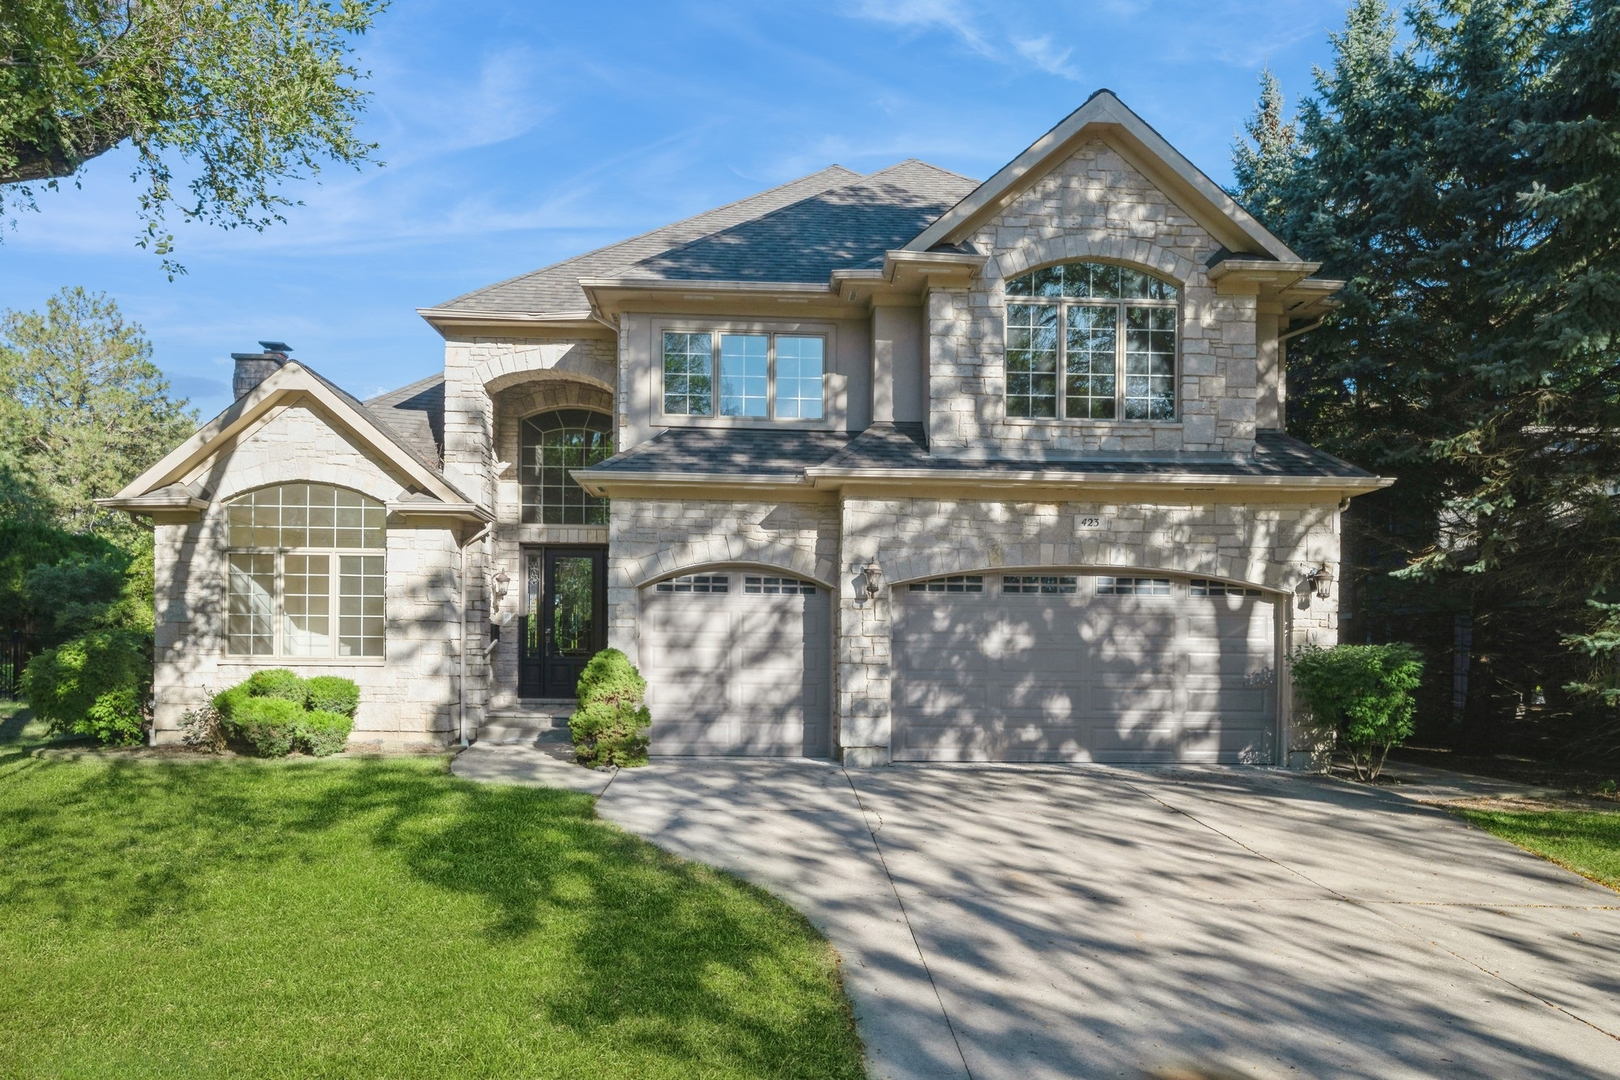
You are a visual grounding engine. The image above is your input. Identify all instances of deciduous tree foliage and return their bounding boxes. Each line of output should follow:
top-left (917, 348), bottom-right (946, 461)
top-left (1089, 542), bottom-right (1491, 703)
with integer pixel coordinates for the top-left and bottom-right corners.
top-left (1232, 0), bottom-right (1620, 754)
top-left (0, 0), bottom-right (385, 272)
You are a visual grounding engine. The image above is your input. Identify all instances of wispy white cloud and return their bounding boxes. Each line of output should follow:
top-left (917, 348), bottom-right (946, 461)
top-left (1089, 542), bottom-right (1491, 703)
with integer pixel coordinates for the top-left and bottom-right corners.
top-left (839, 0), bottom-right (1084, 80)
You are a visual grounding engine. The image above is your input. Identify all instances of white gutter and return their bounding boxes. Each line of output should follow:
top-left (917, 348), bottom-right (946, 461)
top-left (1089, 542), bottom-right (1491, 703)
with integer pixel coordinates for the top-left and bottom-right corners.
top-left (1279, 316), bottom-right (1328, 343)
top-left (802, 466), bottom-right (1392, 492)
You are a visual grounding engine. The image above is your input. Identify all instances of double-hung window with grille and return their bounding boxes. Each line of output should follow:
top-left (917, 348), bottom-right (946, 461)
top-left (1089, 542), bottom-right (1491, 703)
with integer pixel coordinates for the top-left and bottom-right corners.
top-left (224, 483), bottom-right (386, 658)
top-left (1004, 261), bottom-right (1179, 421)
top-left (661, 330), bottom-right (826, 421)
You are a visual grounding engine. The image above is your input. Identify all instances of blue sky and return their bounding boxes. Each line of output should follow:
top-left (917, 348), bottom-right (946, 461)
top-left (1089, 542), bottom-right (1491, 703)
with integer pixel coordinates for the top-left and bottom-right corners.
top-left (1, 0), bottom-right (1349, 421)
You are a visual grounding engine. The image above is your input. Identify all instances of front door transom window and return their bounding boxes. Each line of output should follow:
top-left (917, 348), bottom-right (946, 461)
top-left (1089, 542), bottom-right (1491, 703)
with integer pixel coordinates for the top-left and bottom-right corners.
top-left (1004, 261), bottom-right (1179, 421)
top-left (520, 409), bottom-right (612, 525)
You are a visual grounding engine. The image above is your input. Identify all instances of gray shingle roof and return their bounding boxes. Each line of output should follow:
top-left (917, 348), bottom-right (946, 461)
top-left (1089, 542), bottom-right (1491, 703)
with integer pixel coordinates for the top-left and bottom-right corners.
top-left (364, 373), bottom-right (445, 468)
top-left (577, 425), bottom-right (1374, 482)
top-left (622, 161), bottom-right (981, 284)
top-left (583, 427), bottom-right (855, 476)
top-left (428, 165), bottom-right (863, 316)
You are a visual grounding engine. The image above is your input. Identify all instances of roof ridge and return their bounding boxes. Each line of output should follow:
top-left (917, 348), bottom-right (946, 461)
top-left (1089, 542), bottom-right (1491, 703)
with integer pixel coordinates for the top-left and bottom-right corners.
top-left (365, 371), bottom-right (444, 408)
top-left (859, 158), bottom-right (979, 186)
top-left (429, 165), bottom-right (863, 312)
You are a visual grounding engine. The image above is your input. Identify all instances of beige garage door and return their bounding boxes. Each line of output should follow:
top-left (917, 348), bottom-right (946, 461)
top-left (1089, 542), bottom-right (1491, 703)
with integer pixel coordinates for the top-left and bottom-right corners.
top-left (640, 571), bottom-right (832, 757)
top-left (893, 572), bottom-right (1278, 763)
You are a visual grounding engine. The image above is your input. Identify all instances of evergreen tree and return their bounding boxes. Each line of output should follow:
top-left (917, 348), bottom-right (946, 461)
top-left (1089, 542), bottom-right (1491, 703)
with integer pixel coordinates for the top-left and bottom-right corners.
top-left (1230, 69), bottom-right (1300, 228)
top-left (0, 287), bottom-right (195, 543)
top-left (1234, 0), bottom-right (1620, 753)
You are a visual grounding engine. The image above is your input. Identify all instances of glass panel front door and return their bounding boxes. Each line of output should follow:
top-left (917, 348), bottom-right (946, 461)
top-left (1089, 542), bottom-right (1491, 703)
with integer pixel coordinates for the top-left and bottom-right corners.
top-left (518, 546), bottom-right (607, 698)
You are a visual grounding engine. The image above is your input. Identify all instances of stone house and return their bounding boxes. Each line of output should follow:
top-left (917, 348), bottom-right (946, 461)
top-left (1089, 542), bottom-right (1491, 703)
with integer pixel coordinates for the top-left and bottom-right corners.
top-left (104, 90), bottom-right (1388, 765)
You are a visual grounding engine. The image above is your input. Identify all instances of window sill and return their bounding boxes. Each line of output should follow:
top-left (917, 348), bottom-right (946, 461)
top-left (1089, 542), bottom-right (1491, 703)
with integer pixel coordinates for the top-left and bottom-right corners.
top-left (657, 415), bottom-right (837, 431)
top-left (219, 656), bottom-right (388, 667)
top-left (1000, 416), bottom-right (1182, 428)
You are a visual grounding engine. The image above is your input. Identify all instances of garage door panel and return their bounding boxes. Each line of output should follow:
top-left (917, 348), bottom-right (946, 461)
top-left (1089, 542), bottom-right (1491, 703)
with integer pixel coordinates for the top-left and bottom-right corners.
top-left (894, 572), bottom-right (1277, 764)
top-left (641, 576), bottom-right (830, 758)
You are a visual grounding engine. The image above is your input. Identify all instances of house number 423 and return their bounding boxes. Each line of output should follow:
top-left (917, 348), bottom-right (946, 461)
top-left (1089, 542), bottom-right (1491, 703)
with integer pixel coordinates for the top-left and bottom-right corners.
top-left (1076, 516), bottom-right (1106, 530)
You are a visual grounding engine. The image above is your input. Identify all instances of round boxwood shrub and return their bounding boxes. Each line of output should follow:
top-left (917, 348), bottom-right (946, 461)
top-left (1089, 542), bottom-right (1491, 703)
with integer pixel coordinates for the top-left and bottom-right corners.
top-left (211, 673), bottom-right (360, 757)
top-left (295, 709), bottom-right (354, 757)
top-left (242, 668), bottom-right (308, 702)
top-left (225, 696), bottom-right (302, 757)
top-left (569, 648), bottom-right (650, 768)
top-left (304, 675), bottom-right (360, 717)
top-left (21, 628), bottom-right (152, 746)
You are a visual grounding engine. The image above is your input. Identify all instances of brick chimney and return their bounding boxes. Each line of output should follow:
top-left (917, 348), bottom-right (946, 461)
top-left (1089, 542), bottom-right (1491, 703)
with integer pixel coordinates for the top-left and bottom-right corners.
top-left (231, 341), bottom-right (292, 399)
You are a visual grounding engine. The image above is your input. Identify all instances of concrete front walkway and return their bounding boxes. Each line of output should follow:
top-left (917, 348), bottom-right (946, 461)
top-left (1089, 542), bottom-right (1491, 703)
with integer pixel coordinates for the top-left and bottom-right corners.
top-left (455, 753), bottom-right (1620, 1080)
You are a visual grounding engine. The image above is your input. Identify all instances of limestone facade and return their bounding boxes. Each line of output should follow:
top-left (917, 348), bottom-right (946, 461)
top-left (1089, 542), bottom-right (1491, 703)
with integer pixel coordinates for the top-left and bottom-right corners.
top-left (150, 403), bottom-right (464, 747)
top-left (928, 139), bottom-right (1257, 456)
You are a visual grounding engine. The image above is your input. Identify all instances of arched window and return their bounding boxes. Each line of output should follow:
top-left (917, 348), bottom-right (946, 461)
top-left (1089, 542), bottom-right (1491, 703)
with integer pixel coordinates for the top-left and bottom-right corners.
top-left (223, 483), bottom-right (386, 658)
top-left (520, 409), bottom-right (612, 525)
top-left (1004, 261), bottom-right (1179, 421)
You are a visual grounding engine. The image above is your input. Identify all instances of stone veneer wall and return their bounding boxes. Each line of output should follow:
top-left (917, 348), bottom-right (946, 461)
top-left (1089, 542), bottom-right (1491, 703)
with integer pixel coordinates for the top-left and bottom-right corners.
top-left (838, 496), bottom-right (1341, 767)
top-left (150, 403), bottom-right (463, 747)
top-left (928, 138), bottom-right (1258, 456)
top-left (605, 498), bottom-right (841, 667)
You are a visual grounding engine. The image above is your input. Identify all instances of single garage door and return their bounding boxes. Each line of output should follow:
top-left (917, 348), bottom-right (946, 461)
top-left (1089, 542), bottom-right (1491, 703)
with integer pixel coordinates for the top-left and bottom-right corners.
top-left (640, 571), bottom-right (832, 757)
top-left (893, 572), bottom-right (1278, 763)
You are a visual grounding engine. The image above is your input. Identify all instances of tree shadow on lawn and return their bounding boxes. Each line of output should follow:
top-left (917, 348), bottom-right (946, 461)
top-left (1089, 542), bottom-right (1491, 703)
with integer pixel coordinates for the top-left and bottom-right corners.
top-left (0, 752), bottom-right (862, 1078)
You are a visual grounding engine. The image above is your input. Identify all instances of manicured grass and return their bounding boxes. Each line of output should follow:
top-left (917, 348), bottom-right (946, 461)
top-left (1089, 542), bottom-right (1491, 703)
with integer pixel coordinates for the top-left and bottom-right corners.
top-left (1458, 806), bottom-right (1620, 891)
top-left (0, 725), bottom-right (864, 1078)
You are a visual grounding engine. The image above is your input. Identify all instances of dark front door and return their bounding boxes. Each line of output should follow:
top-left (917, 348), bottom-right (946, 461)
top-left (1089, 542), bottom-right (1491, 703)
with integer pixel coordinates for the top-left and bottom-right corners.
top-left (518, 547), bottom-right (607, 699)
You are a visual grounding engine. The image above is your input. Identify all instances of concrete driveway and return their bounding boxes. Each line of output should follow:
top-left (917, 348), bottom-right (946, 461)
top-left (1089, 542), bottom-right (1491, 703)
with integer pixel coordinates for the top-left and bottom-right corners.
top-left (589, 762), bottom-right (1620, 1080)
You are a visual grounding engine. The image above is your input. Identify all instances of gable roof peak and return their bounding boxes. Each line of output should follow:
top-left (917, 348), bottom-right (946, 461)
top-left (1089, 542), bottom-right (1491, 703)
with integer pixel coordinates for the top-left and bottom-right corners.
top-left (904, 88), bottom-right (1300, 263)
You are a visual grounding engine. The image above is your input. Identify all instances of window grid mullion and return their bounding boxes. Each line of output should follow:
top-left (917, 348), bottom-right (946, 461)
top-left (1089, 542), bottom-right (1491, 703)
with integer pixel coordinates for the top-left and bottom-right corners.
top-left (1116, 300), bottom-right (1127, 419)
top-left (1056, 302), bottom-right (1068, 421)
top-left (766, 333), bottom-right (777, 420)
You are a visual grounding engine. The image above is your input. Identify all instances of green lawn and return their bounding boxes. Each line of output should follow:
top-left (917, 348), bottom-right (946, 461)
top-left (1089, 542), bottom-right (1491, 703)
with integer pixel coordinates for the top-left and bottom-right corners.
top-left (0, 708), bottom-right (864, 1079)
top-left (1458, 806), bottom-right (1620, 891)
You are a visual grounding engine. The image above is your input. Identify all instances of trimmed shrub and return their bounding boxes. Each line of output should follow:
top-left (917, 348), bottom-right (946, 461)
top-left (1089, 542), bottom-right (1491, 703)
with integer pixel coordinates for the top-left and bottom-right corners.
top-left (224, 696), bottom-right (302, 757)
top-left (295, 709), bottom-right (354, 757)
top-left (21, 628), bottom-right (152, 746)
top-left (570, 648), bottom-right (651, 768)
top-left (212, 684), bottom-right (252, 720)
top-left (304, 675), bottom-right (360, 718)
top-left (242, 668), bottom-right (308, 703)
top-left (1290, 643), bottom-right (1424, 781)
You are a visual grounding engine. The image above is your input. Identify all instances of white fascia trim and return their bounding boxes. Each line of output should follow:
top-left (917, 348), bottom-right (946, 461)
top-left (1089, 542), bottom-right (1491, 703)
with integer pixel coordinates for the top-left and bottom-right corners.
top-left (108, 362), bottom-right (471, 507)
top-left (803, 467), bottom-right (1394, 493)
top-left (417, 307), bottom-right (596, 324)
top-left (385, 500), bottom-right (494, 523)
top-left (904, 90), bottom-right (1300, 262)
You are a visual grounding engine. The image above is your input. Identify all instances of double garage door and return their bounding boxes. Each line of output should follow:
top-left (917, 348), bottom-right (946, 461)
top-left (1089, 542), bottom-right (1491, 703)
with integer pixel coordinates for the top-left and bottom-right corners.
top-left (894, 572), bottom-right (1279, 763)
top-left (638, 567), bottom-right (1277, 763)
top-left (640, 571), bottom-right (831, 756)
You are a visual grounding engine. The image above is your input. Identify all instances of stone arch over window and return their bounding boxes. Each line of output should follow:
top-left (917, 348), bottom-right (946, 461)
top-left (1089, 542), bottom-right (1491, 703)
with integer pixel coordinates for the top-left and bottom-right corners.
top-left (519, 409), bottom-right (612, 525)
top-left (990, 235), bottom-right (1197, 290)
top-left (222, 482), bottom-right (386, 658)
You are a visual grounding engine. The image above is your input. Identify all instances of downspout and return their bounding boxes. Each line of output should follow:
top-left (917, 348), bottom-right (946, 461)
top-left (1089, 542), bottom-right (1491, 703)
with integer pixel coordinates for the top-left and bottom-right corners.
top-left (458, 523), bottom-right (492, 748)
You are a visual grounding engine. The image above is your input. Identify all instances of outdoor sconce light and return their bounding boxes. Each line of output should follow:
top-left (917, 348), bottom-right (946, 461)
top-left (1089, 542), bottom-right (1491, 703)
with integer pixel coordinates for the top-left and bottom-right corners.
top-left (863, 561), bottom-right (883, 599)
top-left (1305, 563), bottom-right (1334, 600)
top-left (492, 568), bottom-right (511, 602)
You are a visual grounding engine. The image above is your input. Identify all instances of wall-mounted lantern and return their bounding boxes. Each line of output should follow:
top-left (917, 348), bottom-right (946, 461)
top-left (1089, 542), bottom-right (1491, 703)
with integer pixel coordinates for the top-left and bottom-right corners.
top-left (492, 568), bottom-right (511, 603)
top-left (863, 561), bottom-right (884, 599)
top-left (1304, 563), bottom-right (1334, 600)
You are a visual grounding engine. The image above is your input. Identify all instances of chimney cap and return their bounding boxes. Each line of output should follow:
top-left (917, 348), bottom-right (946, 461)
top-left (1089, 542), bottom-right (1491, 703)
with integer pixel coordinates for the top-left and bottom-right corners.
top-left (258, 340), bottom-right (293, 354)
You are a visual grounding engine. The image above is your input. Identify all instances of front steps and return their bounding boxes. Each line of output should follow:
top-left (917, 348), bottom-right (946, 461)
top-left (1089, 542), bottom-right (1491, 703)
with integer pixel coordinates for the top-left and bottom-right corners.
top-left (477, 700), bottom-right (574, 746)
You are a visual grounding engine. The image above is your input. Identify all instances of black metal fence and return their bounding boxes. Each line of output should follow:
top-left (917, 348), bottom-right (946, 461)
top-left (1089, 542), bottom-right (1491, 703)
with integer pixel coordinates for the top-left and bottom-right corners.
top-left (2, 629), bottom-right (29, 700)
